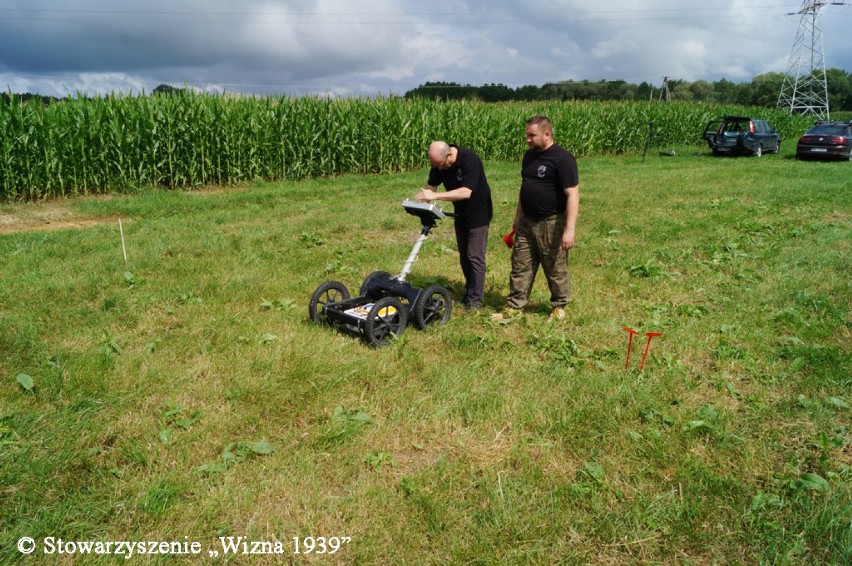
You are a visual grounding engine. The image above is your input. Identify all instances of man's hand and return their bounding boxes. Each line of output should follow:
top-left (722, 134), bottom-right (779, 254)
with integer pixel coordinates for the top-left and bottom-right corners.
top-left (416, 188), bottom-right (438, 202)
top-left (562, 228), bottom-right (575, 250)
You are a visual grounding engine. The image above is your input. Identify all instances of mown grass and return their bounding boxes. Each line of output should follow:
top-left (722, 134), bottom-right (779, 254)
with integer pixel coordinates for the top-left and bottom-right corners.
top-left (1, 147), bottom-right (849, 564)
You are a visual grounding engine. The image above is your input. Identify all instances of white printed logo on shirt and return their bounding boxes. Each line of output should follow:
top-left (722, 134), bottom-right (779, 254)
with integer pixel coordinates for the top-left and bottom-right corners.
top-left (537, 165), bottom-right (547, 178)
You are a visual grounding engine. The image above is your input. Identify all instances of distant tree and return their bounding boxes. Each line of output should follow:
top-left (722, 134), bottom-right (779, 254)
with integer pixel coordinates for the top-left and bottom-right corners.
top-left (671, 82), bottom-right (695, 101)
top-left (401, 70), bottom-right (851, 107)
top-left (514, 84), bottom-right (542, 101)
top-left (713, 78), bottom-right (736, 103)
top-left (636, 81), bottom-right (655, 100)
top-left (406, 81), bottom-right (475, 100)
top-left (612, 81), bottom-right (638, 101)
top-left (153, 84), bottom-right (182, 95)
top-left (0, 92), bottom-right (58, 105)
top-left (750, 72), bottom-right (785, 107)
top-left (689, 80), bottom-right (717, 103)
top-left (826, 68), bottom-right (852, 111)
top-left (476, 83), bottom-right (513, 102)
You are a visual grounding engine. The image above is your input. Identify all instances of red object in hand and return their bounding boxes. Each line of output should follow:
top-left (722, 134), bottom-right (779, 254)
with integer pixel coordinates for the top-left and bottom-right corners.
top-left (502, 228), bottom-right (516, 248)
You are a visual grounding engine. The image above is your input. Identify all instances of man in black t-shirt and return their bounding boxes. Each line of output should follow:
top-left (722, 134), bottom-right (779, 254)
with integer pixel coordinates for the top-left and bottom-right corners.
top-left (416, 141), bottom-right (493, 309)
top-left (498, 116), bottom-right (579, 321)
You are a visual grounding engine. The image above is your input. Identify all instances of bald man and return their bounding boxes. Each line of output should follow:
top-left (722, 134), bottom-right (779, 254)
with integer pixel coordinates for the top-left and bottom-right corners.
top-left (416, 141), bottom-right (493, 309)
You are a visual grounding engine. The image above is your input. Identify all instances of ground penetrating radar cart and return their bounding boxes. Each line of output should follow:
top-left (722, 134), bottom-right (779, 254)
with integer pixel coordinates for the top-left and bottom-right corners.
top-left (308, 199), bottom-right (453, 347)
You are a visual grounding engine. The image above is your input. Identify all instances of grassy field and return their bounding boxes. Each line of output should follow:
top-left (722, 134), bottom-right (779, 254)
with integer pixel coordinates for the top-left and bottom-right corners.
top-left (1, 146), bottom-right (850, 563)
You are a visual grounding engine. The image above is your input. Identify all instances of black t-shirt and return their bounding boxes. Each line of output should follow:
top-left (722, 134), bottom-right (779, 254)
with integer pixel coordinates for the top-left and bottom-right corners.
top-left (520, 143), bottom-right (579, 219)
top-left (427, 146), bottom-right (493, 229)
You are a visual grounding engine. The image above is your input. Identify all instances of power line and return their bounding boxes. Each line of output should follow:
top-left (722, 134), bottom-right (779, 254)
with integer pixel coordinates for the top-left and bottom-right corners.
top-left (0, 5), bottom-right (816, 25)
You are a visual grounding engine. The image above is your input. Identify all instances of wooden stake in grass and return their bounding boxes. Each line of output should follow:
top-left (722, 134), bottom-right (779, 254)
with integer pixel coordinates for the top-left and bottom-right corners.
top-left (119, 218), bottom-right (128, 263)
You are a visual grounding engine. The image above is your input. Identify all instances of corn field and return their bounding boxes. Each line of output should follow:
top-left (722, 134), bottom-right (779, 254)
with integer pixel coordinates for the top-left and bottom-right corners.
top-left (0, 92), bottom-right (812, 200)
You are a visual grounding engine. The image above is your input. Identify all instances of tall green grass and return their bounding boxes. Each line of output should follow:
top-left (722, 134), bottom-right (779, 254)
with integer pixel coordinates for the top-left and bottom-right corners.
top-left (1, 93), bottom-right (814, 200)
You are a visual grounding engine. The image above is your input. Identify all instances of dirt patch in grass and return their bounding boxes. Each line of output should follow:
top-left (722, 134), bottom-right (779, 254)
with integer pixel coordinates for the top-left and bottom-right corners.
top-left (0, 205), bottom-right (120, 235)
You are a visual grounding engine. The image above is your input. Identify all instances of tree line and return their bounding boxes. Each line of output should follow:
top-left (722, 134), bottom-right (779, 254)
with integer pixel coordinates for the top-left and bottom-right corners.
top-left (404, 70), bottom-right (852, 112)
top-left (5, 71), bottom-right (851, 113)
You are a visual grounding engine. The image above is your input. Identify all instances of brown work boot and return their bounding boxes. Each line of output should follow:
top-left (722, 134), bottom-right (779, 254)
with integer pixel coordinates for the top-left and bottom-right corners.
top-left (491, 308), bottom-right (522, 322)
top-left (548, 307), bottom-right (566, 322)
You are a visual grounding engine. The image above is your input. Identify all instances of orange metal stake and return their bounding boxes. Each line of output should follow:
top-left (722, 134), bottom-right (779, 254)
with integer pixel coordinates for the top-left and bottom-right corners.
top-left (639, 332), bottom-right (663, 371)
top-left (622, 326), bottom-right (639, 368)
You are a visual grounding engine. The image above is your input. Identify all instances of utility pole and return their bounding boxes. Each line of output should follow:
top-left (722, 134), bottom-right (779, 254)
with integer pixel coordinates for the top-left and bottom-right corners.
top-left (658, 76), bottom-right (670, 102)
top-left (777, 1), bottom-right (844, 118)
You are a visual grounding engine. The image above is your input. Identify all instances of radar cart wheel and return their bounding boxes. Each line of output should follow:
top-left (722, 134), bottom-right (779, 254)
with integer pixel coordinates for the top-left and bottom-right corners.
top-left (363, 296), bottom-right (407, 347)
top-left (309, 281), bottom-right (350, 324)
top-left (413, 284), bottom-right (452, 330)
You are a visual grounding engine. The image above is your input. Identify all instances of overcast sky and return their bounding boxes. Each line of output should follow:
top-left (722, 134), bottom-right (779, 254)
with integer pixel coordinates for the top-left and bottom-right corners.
top-left (1, 1), bottom-right (850, 98)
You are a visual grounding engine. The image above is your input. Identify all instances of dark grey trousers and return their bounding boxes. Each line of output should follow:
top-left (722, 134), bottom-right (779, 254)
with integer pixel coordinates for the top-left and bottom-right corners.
top-left (455, 224), bottom-right (489, 306)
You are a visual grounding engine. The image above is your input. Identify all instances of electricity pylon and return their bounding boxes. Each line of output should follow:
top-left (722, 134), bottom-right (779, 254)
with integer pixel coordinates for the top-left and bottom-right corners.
top-left (776, 1), bottom-right (842, 118)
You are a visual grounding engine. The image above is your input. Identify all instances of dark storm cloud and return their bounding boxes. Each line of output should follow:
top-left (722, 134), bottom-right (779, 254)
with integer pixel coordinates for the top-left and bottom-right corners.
top-left (0, 0), bottom-right (849, 97)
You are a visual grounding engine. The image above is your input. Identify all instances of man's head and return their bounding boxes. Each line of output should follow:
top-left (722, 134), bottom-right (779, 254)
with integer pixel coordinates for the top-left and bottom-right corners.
top-left (525, 115), bottom-right (554, 152)
top-left (428, 141), bottom-right (453, 169)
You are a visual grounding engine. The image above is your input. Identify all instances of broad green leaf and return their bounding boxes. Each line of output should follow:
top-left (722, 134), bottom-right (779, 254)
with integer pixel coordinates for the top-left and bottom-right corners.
top-left (725, 381), bottom-right (740, 398)
top-left (365, 452), bottom-right (393, 471)
top-left (750, 492), bottom-right (783, 511)
top-left (798, 472), bottom-right (829, 492)
top-left (685, 420), bottom-right (715, 433)
top-left (197, 462), bottom-right (228, 474)
top-left (826, 397), bottom-right (849, 409)
top-left (221, 443), bottom-right (245, 464)
top-left (349, 410), bottom-right (375, 424)
top-left (250, 441), bottom-right (274, 455)
top-left (583, 461), bottom-right (605, 483)
top-left (16, 373), bottom-right (34, 392)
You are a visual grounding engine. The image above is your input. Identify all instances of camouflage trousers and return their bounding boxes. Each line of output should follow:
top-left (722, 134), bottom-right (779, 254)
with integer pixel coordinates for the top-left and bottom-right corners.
top-left (507, 213), bottom-right (572, 309)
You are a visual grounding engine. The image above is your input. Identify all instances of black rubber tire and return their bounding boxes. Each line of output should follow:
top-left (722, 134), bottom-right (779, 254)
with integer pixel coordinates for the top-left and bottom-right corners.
top-left (363, 296), bottom-right (407, 347)
top-left (308, 281), bottom-right (349, 324)
top-left (771, 140), bottom-right (781, 154)
top-left (359, 270), bottom-right (391, 297)
top-left (412, 284), bottom-right (452, 330)
top-left (753, 144), bottom-right (762, 157)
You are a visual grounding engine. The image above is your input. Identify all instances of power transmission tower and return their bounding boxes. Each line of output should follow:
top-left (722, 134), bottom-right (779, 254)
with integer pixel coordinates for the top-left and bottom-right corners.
top-left (777, 1), bottom-right (844, 118)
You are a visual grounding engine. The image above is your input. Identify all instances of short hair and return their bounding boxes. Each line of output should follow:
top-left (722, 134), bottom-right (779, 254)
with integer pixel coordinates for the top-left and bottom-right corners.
top-left (526, 115), bottom-right (553, 134)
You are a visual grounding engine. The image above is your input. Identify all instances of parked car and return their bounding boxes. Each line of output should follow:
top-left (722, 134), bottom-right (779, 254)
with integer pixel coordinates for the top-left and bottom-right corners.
top-left (703, 116), bottom-right (781, 157)
top-left (795, 121), bottom-right (852, 161)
